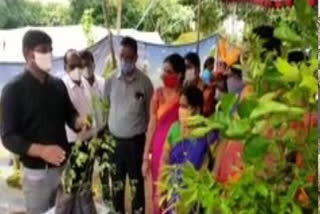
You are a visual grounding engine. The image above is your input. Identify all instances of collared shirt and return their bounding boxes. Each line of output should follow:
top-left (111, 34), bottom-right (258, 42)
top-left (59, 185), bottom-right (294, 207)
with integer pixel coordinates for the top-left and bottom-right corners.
top-left (89, 74), bottom-right (107, 132)
top-left (91, 74), bottom-right (105, 98)
top-left (0, 70), bottom-right (78, 169)
top-left (105, 69), bottom-right (154, 138)
top-left (62, 75), bottom-right (96, 142)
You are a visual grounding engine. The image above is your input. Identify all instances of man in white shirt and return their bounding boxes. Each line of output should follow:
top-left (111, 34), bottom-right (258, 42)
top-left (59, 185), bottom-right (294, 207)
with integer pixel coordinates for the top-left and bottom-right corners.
top-left (62, 49), bottom-right (97, 193)
top-left (80, 50), bottom-right (107, 136)
top-left (62, 49), bottom-right (96, 143)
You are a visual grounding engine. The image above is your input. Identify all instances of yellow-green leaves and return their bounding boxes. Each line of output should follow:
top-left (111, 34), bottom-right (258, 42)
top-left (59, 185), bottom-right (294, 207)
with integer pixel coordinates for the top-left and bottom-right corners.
top-left (275, 58), bottom-right (300, 82)
top-left (274, 22), bottom-right (302, 44)
top-left (225, 119), bottom-right (251, 139)
top-left (250, 100), bottom-right (304, 120)
top-left (299, 75), bottom-right (318, 94)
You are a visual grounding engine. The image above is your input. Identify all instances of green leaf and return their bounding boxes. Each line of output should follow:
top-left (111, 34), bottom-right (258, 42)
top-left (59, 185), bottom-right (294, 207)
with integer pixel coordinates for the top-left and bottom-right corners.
top-left (292, 203), bottom-right (303, 214)
top-left (212, 112), bottom-right (231, 127)
top-left (219, 93), bottom-right (238, 115)
top-left (294, 0), bottom-right (313, 27)
top-left (286, 180), bottom-right (301, 200)
top-left (207, 122), bottom-right (225, 130)
top-left (251, 120), bottom-right (268, 134)
top-left (287, 107), bottom-right (304, 116)
top-left (237, 99), bottom-right (258, 119)
top-left (309, 58), bottom-right (318, 73)
top-left (186, 115), bottom-right (209, 127)
top-left (259, 91), bottom-right (279, 102)
top-left (256, 183), bottom-right (269, 197)
top-left (283, 88), bottom-right (304, 106)
top-left (274, 22), bottom-right (302, 44)
top-left (225, 119), bottom-right (251, 139)
top-left (244, 136), bottom-right (269, 162)
top-left (299, 74), bottom-right (318, 94)
top-left (190, 127), bottom-right (213, 138)
top-left (250, 101), bottom-right (289, 119)
top-left (274, 58), bottom-right (300, 82)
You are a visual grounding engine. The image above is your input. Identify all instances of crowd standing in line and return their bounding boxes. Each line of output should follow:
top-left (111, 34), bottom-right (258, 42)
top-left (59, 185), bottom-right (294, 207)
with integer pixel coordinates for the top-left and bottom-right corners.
top-left (0, 30), bottom-right (245, 214)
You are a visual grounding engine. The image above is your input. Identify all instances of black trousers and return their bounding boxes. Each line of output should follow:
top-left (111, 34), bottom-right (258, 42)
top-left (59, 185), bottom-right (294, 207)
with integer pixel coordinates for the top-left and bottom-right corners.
top-left (110, 134), bottom-right (145, 214)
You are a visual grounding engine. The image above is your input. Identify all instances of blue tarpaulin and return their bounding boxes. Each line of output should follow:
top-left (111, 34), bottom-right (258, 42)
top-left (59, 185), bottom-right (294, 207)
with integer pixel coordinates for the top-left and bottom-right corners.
top-left (0, 34), bottom-right (218, 91)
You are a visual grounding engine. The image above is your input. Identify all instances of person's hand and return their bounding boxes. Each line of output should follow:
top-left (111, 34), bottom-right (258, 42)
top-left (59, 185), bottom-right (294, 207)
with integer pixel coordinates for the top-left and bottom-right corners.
top-left (39, 145), bottom-right (66, 166)
top-left (142, 158), bottom-right (150, 178)
top-left (75, 116), bottom-right (91, 132)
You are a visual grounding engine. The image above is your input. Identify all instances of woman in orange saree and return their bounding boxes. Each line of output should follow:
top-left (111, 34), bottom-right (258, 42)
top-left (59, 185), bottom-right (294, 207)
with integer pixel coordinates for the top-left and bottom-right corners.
top-left (142, 54), bottom-right (185, 214)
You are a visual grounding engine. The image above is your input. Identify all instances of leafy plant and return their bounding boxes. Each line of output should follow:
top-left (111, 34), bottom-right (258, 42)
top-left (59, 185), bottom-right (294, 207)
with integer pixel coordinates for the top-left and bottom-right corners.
top-left (159, 1), bottom-right (318, 213)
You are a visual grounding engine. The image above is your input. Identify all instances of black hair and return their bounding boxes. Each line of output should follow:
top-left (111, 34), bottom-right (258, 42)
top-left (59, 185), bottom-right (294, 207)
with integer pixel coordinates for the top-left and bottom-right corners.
top-left (182, 85), bottom-right (204, 113)
top-left (288, 51), bottom-right (305, 63)
top-left (185, 52), bottom-right (200, 69)
top-left (230, 67), bottom-right (242, 79)
top-left (22, 30), bottom-right (52, 50)
top-left (253, 25), bottom-right (281, 56)
top-left (80, 50), bottom-right (94, 63)
top-left (164, 53), bottom-right (186, 83)
top-left (63, 49), bottom-right (77, 66)
top-left (204, 57), bottom-right (215, 69)
top-left (253, 25), bottom-right (274, 39)
top-left (120, 36), bottom-right (138, 55)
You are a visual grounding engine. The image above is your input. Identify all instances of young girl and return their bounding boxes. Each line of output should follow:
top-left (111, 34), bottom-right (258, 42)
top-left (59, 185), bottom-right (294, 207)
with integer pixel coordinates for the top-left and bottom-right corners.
top-left (160, 85), bottom-right (219, 213)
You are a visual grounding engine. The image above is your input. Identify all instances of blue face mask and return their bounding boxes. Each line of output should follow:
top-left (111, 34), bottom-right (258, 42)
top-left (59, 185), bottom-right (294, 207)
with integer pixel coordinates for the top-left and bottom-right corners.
top-left (201, 69), bottom-right (212, 85)
top-left (121, 61), bottom-right (135, 76)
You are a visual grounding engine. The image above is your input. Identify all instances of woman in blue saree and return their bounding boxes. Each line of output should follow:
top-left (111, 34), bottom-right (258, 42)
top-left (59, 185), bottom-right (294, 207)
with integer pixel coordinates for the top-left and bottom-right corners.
top-left (160, 85), bottom-right (219, 213)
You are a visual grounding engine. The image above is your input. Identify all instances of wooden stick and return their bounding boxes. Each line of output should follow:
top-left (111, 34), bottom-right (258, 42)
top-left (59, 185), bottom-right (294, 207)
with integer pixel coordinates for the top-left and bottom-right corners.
top-left (102, 0), bottom-right (117, 69)
top-left (196, 0), bottom-right (201, 54)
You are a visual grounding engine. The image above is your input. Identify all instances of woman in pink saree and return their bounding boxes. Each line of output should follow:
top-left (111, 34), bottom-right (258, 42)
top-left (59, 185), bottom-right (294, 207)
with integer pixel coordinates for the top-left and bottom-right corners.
top-left (142, 54), bottom-right (186, 214)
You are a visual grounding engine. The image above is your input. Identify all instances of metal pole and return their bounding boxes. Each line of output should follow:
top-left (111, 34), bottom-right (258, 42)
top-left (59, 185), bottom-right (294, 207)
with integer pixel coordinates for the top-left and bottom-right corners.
top-left (196, 0), bottom-right (201, 54)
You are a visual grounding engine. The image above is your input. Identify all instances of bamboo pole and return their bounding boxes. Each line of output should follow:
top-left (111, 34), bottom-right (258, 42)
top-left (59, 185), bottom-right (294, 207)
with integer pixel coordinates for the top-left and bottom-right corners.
top-left (116, 0), bottom-right (123, 36)
top-left (196, 0), bottom-right (201, 54)
top-left (102, 0), bottom-right (117, 68)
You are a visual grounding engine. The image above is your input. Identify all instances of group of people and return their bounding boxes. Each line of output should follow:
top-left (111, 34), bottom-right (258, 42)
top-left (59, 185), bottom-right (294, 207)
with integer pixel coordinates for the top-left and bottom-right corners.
top-left (0, 30), bottom-right (245, 214)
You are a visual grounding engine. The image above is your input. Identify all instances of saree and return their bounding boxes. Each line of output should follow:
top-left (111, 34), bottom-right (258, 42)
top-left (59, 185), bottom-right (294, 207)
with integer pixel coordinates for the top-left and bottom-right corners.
top-left (214, 85), bottom-right (249, 183)
top-left (151, 89), bottom-right (179, 214)
top-left (168, 122), bottom-right (219, 169)
top-left (215, 140), bottom-right (244, 183)
top-left (165, 122), bottom-right (219, 214)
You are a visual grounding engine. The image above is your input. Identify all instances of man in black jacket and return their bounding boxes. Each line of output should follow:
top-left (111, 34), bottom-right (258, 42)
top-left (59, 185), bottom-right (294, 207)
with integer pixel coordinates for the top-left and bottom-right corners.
top-left (0, 30), bottom-right (86, 214)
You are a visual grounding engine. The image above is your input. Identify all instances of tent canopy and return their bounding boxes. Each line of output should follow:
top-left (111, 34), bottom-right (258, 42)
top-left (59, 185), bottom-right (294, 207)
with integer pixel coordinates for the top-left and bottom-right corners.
top-left (0, 25), bottom-right (164, 63)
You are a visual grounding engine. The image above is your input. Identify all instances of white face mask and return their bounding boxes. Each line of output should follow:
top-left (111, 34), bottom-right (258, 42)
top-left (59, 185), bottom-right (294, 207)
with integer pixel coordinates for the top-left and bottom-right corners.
top-left (184, 68), bottom-right (196, 83)
top-left (82, 67), bottom-right (91, 79)
top-left (69, 68), bottom-right (82, 82)
top-left (34, 52), bottom-right (52, 73)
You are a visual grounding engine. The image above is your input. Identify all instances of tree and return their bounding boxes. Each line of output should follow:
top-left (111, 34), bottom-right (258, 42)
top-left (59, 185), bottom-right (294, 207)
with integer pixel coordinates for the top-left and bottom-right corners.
top-left (0, 0), bottom-right (72, 29)
top-left (139, 0), bottom-right (195, 42)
